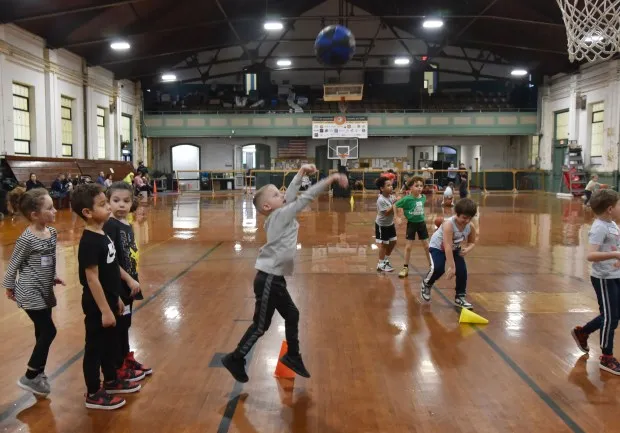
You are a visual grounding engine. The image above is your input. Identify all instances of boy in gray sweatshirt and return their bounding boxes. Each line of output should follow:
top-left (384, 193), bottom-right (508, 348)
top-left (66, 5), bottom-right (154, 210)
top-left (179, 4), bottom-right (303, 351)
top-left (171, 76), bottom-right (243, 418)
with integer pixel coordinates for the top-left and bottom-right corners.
top-left (222, 165), bottom-right (348, 383)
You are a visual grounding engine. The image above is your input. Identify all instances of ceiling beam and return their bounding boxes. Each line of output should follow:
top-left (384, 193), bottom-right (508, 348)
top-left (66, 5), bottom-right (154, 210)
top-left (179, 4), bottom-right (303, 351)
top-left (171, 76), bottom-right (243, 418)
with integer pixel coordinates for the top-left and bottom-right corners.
top-left (4, 0), bottom-right (148, 23)
top-left (61, 13), bottom-right (565, 49)
top-left (214, 0), bottom-right (253, 62)
top-left (179, 65), bottom-right (510, 83)
top-left (461, 40), bottom-right (567, 55)
top-left (128, 53), bottom-right (515, 80)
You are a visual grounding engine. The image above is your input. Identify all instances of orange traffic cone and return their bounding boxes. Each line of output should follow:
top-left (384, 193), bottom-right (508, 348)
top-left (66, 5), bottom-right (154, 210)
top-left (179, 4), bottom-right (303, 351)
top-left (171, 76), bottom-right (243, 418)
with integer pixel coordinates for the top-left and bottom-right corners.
top-left (153, 180), bottom-right (157, 196)
top-left (274, 340), bottom-right (295, 379)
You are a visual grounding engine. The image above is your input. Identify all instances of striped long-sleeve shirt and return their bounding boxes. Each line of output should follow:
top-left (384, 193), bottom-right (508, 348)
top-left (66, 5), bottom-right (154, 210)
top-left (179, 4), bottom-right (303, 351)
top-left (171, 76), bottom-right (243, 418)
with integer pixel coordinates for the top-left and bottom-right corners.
top-left (2, 227), bottom-right (58, 310)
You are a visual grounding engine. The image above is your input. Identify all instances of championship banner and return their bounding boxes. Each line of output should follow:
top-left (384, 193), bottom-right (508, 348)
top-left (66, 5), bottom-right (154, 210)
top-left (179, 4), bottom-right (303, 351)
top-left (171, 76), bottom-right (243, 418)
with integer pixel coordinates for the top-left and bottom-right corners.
top-left (312, 115), bottom-right (368, 139)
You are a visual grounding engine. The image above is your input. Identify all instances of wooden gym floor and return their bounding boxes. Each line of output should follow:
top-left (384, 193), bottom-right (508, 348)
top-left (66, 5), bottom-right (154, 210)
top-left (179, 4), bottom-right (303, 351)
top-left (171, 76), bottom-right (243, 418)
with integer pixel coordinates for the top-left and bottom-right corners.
top-left (0, 192), bottom-right (615, 433)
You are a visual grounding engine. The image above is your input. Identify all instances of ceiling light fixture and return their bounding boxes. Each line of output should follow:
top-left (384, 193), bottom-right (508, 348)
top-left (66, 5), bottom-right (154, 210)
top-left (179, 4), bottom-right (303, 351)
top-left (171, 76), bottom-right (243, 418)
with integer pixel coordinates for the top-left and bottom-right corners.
top-left (264, 21), bottom-right (283, 31)
top-left (423, 19), bottom-right (444, 29)
top-left (276, 59), bottom-right (292, 67)
top-left (510, 68), bottom-right (528, 77)
top-left (110, 41), bottom-right (130, 50)
top-left (161, 74), bottom-right (177, 82)
top-left (394, 57), bottom-right (411, 65)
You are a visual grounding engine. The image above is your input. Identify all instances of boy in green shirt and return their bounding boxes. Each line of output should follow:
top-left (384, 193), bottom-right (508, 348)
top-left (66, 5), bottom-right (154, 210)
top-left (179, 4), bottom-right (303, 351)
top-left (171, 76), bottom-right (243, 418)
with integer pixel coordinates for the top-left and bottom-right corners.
top-left (396, 176), bottom-right (431, 278)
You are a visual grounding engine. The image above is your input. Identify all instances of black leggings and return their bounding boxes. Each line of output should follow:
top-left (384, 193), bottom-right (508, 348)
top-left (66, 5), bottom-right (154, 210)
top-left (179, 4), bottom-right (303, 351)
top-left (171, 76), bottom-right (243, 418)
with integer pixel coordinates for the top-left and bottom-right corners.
top-left (116, 299), bottom-right (133, 368)
top-left (24, 308), bottom-right (57, 372)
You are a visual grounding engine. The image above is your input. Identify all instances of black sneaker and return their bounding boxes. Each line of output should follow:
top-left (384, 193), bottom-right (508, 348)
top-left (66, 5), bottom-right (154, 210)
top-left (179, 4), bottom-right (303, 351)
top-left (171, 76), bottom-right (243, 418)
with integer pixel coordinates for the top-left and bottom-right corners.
top-left (222, 353), bottom-right (249, 383)
top-left (280, 353), bottom-right (311, 378)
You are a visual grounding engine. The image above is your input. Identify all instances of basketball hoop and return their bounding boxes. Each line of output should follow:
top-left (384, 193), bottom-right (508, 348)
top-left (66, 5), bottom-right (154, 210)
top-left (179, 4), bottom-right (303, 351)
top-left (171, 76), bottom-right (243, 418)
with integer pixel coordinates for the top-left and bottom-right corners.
top-left (556, 0), bottom-right (620, 62)
top-left (338, 153), bottom-right (349, 166)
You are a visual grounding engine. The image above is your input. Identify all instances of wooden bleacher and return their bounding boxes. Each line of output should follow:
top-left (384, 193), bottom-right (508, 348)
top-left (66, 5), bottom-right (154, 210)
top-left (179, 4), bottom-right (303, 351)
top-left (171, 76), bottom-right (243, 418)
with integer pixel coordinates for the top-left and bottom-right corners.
top-left (1, 155), bottom-right (135, 186)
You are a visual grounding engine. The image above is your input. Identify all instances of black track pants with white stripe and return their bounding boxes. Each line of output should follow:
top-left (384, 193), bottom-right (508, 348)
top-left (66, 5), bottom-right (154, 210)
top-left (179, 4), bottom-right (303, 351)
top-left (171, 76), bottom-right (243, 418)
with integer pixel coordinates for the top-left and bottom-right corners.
top-left (233, 271), bottom-right (300, 358)
top-left (583, 277), bottom-right (620, 356)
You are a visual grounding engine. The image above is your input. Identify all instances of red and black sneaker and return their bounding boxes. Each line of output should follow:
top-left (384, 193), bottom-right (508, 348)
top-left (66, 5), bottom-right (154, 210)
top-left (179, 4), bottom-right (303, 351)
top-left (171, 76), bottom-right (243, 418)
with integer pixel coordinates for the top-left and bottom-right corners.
top-left (104, 379), bottom-right (141, 394)
top-left (571, 326), bottom-right (590, 354)
top-left (125, 351), bottom-right (152, 375)
top-left (116, 365), bottom-right (145, 382)
top-left (85, 389), bottom-right (126, 410)
top-left (600, 355), bottom-right (620, 375)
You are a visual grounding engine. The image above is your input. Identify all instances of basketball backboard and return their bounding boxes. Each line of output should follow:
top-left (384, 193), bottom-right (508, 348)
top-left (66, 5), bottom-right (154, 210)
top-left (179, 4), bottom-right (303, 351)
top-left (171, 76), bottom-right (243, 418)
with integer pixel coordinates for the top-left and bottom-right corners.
top-left (323, 84), bottom-right (363, 101)
top-left (327, 138), bottom-right (359, 166)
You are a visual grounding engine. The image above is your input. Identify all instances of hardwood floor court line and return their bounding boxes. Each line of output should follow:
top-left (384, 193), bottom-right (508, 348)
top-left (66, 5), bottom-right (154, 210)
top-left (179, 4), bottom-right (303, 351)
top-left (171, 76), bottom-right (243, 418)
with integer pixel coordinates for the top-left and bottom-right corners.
top-left (0, 241), bottom-right (223, 423)
top-left (396, 249), bottom-right (586, 433)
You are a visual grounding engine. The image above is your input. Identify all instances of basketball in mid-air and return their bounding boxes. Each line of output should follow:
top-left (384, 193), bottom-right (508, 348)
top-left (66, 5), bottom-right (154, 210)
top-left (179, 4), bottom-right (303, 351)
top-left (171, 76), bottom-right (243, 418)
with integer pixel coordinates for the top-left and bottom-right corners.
top-left (314, 25), bottom-right (356, 67)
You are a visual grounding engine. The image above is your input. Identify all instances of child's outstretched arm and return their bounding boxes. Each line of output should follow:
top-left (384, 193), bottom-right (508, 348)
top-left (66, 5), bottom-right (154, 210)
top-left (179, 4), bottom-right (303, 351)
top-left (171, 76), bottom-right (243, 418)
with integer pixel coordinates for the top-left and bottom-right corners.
top-left (460, 224), bottom-right (477, 256)
top-left (284, 164), bottom-right (316, 204)
top-left (275, 173), bottom-right (348, 222)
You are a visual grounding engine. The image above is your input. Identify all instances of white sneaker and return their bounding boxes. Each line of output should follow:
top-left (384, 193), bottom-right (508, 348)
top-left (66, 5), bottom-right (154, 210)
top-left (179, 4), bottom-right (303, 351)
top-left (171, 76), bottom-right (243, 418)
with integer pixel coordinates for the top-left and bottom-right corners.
top-left (377, 262), bottom-right (394, 272)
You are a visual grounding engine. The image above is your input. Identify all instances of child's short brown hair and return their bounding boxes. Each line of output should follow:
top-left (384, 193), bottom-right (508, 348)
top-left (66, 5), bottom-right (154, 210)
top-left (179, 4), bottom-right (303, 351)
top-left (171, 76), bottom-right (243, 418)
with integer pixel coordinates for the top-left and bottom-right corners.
top-left (72, 183), bottom-right (104, 220)
top-left (406, 176), bottom-right (424, 188)
top-left (455, 198), bottom-right (478, 218)
top-left (253, 184), bottom-right (274, 215)
top-left (590, 189), bottom-right (618, 215)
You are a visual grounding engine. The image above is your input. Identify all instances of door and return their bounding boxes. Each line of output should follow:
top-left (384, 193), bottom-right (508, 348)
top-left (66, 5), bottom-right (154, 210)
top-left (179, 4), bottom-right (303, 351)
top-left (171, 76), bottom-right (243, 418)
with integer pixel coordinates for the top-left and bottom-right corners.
top-left (255, 144), bottom-right (271, 170)
top-left (553, 144), bottom-right (567, 192)
top-left (315, 144), bottom-right (329, 178)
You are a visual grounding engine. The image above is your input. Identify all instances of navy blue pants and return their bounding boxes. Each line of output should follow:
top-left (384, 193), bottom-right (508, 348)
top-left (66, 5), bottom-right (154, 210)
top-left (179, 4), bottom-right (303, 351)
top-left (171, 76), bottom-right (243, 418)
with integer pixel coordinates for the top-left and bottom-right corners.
top-left (423, 247), bottom-right (467, 296)
top-left (582, 277), bottom-right (620, 356)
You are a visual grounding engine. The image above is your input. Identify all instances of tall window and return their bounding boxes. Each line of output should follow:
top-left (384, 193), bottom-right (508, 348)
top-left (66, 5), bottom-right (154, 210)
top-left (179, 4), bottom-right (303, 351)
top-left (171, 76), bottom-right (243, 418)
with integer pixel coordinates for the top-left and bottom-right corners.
top-left (554, 111), bottom-right (569, 141)
top-left (121, 115), bottom-right (131, 144)
top-left (590, 102), bottom-right (604, 157)
top-left (13, 83), bottom-right (31, 155)
top-left (97, 107), bottom-right (106, 159)
top-left (61, 97), bottom-right (73, 156)
top-left (531, 135), bottom-right (540, 166)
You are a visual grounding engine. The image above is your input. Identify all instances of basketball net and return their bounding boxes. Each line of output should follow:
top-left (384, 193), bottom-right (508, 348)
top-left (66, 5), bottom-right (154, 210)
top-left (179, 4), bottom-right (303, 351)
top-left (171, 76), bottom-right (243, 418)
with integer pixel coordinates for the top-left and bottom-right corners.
top-left (556, 0), bottom-right (620, 62)
top-left (338, 153), bottom-right (349, 167)
top-left (338, 96), bottom-right (348, 114)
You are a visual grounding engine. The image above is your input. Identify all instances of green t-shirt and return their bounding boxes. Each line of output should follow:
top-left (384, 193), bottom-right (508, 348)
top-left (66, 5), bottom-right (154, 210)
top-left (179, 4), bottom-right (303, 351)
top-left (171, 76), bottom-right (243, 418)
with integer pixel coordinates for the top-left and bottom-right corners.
top-left (395, 194), bottom-right (426, 223)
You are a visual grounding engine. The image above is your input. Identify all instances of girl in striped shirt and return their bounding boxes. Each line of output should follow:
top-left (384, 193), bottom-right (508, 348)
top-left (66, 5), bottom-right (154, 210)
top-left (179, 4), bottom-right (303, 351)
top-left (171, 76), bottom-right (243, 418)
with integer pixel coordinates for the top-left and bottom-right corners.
top-left (3, 188), bottom-right (65, 397)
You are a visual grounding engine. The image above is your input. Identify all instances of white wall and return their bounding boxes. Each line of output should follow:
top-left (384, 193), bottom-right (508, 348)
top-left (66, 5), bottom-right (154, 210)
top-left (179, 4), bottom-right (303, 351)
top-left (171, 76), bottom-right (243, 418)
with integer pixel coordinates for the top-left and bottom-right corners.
top-left (0, 24), bottom-right (142, 164)
top-left (539, 60), bottom-right (620, 172)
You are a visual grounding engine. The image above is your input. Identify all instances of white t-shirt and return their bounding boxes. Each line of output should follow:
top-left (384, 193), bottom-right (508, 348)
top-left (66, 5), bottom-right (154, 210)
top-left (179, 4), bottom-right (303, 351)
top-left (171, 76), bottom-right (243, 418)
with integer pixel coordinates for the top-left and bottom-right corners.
top-left (444, 186), bottom-right (453, 198)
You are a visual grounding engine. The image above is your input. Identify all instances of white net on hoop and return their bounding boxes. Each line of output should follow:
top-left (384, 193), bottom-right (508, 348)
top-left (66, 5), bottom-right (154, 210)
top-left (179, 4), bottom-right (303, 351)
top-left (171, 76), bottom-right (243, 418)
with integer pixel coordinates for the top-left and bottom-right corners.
top-left (338, 154), bottom-right (349, 167)
top-left (338, 99), bottom-right (348, 113)
top-left (556, 0), bottom-right (620, 62)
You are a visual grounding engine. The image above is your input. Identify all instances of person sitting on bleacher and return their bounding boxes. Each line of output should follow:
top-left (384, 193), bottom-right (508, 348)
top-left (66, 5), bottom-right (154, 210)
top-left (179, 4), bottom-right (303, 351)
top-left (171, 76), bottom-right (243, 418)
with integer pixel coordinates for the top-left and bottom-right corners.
top-left (25, 173), bottom-right (45, 191)
top-left (51, 174), bottom-right (70, 199)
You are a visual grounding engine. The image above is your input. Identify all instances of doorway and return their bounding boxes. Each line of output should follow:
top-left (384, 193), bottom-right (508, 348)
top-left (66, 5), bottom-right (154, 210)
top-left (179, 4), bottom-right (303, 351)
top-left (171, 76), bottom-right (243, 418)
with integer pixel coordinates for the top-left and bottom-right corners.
top-left (437, 146), bottom-right (458, 165)
top-left (171, 143), bottom-right (200, 190)
top-left (315, 144), bottom-right (329, 178)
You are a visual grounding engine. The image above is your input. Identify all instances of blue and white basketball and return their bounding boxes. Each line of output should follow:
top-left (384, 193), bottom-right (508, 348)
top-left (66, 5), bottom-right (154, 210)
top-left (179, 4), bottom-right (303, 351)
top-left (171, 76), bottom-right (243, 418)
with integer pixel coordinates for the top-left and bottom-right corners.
top-left (314, 25), bottom-right (356, 67)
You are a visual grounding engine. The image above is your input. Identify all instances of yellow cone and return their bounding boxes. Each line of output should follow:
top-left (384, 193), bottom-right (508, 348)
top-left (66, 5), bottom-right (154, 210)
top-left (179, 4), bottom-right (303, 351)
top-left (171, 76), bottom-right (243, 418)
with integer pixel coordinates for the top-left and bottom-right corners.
top-left (459, 308), bottom-right (489, 325)
top-left (350, 195), bottom-right (354, 211)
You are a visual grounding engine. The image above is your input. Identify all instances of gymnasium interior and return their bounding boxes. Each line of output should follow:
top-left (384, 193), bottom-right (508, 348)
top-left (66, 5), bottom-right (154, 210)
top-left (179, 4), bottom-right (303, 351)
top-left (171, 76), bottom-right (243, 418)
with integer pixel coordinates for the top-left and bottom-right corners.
top-left (1, 0), bottom-right (620, 432)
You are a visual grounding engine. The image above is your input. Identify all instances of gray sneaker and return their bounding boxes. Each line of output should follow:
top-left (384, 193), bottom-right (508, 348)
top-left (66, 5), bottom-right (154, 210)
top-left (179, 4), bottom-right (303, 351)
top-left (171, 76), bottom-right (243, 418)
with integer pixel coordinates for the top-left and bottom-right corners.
top-left (17, 374), bottom-right (50, 397)
top-left (420, 281), bottom-right (432, 302)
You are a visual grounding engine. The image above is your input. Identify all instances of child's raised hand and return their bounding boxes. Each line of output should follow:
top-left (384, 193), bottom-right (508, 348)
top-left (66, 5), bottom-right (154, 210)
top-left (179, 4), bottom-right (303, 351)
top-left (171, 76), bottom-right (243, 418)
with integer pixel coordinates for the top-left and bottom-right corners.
top-left (301, 164), bottom-right (317, 175)
top-left (329, 173), bottom-right (349, 188)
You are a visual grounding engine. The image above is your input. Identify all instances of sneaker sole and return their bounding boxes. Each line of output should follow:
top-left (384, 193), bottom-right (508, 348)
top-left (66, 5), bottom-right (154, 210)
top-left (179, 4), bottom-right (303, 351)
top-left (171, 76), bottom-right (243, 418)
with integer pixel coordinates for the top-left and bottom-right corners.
top-left (85, 399), bottom-right (126, 410)
top-left (17, 380), bottom-right (49, 397)
top-left (105, 384), bottom-right (141, 394)
top-left (600, 364), bottom-right (620, 375)
top-left (125, 372), bottom-right (146, 382)
top-left (571, 329), bottom-right (589, 354)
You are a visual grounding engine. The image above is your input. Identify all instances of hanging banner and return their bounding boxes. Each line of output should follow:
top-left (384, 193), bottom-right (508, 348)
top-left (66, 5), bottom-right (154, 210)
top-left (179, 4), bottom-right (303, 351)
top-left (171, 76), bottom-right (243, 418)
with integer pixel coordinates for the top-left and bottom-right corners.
top-left (312, 115), bottom-right (368, 139)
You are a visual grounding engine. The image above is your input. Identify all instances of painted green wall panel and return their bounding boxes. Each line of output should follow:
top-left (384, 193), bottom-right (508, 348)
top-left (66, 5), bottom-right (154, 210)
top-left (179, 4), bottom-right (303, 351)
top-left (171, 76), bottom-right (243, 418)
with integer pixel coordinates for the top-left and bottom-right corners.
top-left (143, 111), bottom-right (538, 137)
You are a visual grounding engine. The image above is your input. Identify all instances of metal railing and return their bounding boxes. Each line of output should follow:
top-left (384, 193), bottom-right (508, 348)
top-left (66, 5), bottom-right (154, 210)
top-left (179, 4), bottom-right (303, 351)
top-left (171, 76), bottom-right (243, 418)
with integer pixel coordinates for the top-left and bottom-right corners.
top-left (145, 107), bottom-right (537, 116)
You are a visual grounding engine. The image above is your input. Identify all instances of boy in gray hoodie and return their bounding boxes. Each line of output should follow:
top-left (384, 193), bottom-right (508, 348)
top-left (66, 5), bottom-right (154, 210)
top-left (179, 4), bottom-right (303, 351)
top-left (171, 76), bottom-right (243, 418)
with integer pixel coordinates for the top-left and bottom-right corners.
top-left (222, 164), bottom-right (348, 382)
